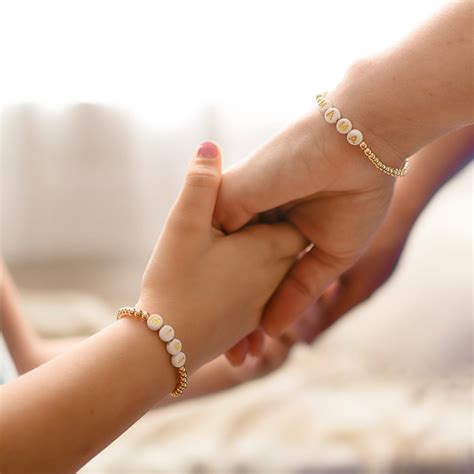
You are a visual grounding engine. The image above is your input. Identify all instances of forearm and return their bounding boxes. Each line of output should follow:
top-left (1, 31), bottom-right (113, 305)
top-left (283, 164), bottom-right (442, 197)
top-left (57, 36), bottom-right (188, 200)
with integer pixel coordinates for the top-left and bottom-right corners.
top-left (331, 2), bottom-right (473, 167)
top-left (0, 317), bottom-right (180, 472)
top-left (35, 336), bottom-right (84, 363)
top-left (0, 263), bottom-right (82, 373)
top-left (0, 263), bottom-right (41, 374)
top-left (373, 124), bottom-right (474, 254)
top-left (389, 125), bottom-right (474, 233)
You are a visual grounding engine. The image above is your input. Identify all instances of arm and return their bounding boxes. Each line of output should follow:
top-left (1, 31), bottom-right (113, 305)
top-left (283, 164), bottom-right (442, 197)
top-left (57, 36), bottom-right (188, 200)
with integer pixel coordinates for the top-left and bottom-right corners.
top-left (1, 262), bottom-right (43, 374)
top-left (1, 261), bottom-right (295, 408)
top-left (0, 143), bottom-right (306, 472)
top-left (331, 2), bottom-right (473, 165)
top-left (0, 262), bottom-right (83, 374)
top-left (378, 126), bottom-right (473, 248)
top-left (215, 2), bottom-right (473, 358)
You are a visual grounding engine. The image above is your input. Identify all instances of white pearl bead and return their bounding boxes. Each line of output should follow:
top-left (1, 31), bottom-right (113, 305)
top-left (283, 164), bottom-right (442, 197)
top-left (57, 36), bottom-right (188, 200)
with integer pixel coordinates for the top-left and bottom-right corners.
top-left (316, 97), bottom-right (331, 113)
top-left (146, 314), bottom-right (163, 331)
top-left (159, 325), bottom-right (175, 342)
top-left (166, 338), bottom-right (182, 355)
top-left (324, 107), bottom-right (341, 124)
top-left (336, 118), bottom-right (352, 135)
top-left (347, 129), bottom-right (363, 146)
top-left (171, 352), bottom-right (186, 368)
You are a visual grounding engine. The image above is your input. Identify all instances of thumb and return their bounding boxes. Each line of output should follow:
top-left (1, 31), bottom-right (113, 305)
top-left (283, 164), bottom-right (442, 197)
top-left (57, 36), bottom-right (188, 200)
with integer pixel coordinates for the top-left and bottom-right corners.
top-left (214, 111), bottom-right (332, 232)
top-left (170, 141), bottom-right (222, 231)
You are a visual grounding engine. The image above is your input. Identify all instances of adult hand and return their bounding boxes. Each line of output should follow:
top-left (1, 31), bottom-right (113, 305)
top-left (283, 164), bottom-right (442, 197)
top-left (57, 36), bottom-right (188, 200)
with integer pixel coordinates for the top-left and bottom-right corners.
top-left (215, 104), bottom-right (397, 364)
top-left (218, 115), bottom-right (473, 365)
top-left (216, 1), bottom-right (473, 363)
top-left (306, 209), bottom-right (410, 339)
top-left (306, 124), bottom-right (474, 340)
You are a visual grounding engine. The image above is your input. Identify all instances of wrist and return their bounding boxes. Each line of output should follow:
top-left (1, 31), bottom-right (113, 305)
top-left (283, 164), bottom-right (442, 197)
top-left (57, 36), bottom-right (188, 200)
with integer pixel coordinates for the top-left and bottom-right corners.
top-left (135, 295), bottom-right (203, 375)
top-left (331, 51), bottom-right (472, 166)
top-left (329, 58), bottom-right (410, 170)
top-left (309, 88), bottom-right (403, 186)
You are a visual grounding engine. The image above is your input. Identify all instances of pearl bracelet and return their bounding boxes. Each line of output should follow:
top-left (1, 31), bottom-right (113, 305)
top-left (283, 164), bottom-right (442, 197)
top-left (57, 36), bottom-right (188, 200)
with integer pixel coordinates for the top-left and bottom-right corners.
top-left (117, 307), bottom-right (188, 397)
top-left (316, 92), bottom-right (410, 177)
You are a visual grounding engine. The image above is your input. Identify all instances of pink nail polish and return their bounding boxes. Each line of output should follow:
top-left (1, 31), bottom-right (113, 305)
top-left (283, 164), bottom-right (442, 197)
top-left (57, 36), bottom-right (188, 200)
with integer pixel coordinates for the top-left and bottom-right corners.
top-left (197, 141), bottom-right (218, 159)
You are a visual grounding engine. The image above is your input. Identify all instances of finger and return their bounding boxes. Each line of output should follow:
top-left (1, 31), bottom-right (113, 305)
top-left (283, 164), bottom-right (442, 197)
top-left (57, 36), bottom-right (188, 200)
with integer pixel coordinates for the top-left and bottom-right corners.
top-left (318, 279), bottom-right (360, 322)
top-left (316, 269), bottom-right (376, 331)
top-left (225, 338), bottom-right (249, 366)
top-left (230, 335), bottom-right (292, 380)
top-left (240, 222), bottom-right (309, 259)
top-left (169, 141), bottom-right (222, 232)
top-left (289, 280), bottom-right (363, 345)
top-left (214, 112), bottom-right (332, 232)
top-left (283, 303), bottom-right (325, 344)
top-left (253, 336), bottom-right (292, 372)
top-left (262, 245), bottom-right (348, 337)
top-left (247, 329), bottom-right (265, 357)
top-left (213, 212), bottom-right (260, 234)
top-left (274, 271), bottom-right (366, 343)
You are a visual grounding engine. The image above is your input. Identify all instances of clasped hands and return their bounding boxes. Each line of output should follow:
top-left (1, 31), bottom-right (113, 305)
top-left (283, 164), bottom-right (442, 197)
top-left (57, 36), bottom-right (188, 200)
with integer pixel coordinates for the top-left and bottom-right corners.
top-left (137, 106), bottom-right (402, 374)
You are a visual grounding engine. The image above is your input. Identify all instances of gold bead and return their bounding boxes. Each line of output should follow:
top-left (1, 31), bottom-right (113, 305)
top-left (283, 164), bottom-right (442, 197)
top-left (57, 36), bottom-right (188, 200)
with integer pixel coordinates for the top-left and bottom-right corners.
top-left (117, 307), bottom-right (189, 398)
top-left (316, 94), bottom-right (408, 177)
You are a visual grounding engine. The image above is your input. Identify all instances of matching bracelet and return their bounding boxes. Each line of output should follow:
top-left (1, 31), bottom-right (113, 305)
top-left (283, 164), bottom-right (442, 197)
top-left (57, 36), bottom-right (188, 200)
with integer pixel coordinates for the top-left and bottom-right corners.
top-left (117, 307), bottom-right (188, 398)
top-left (316, 92), bottom-right (410, 178)
top-left (117, 94), bottom-right (407, 399)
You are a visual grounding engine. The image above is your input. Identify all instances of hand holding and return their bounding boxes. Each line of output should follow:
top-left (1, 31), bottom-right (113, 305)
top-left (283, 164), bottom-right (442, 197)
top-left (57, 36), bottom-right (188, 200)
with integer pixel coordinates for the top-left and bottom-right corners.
top-left (307, 125), bottom-right (474, 338)
top-left (138, 142), bottom-right (307, 371)
top-left (217, 2), bottom-right (473, 362)
top-left (215, 104), bottom-right (397, 352)
top-left (222, 119), bottom-right (473, 365)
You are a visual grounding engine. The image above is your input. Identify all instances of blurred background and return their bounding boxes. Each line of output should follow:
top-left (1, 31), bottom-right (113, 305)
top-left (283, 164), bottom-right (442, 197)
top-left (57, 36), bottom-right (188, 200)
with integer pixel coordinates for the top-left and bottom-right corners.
top-left (1, 0), bottom-right (472, 472)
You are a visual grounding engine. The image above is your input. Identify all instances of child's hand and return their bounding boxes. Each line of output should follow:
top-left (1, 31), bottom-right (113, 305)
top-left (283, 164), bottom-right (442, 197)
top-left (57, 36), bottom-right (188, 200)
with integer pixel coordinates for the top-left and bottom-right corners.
top-left (138, 142), bottom-right (307, 372)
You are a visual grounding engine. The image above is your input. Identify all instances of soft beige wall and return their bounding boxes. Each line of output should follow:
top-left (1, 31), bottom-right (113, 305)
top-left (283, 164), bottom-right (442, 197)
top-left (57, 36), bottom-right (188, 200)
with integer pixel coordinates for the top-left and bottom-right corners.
top-left (1, 103), bottom-right (291, 265)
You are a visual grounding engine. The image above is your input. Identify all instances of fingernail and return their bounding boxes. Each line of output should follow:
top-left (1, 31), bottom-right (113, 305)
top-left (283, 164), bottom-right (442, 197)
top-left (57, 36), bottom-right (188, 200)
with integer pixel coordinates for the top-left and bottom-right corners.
top-left (197, 141), bottom-right (219, 159)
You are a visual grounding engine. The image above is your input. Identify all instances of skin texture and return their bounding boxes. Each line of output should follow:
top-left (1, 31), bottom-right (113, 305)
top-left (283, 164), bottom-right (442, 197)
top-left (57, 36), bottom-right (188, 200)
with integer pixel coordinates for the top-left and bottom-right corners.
top-left (1, 258), bottom-right (315, 410)
top-left (224, 126), bottom-right (474, 364)
top-left (137, 143), bottom-right (307, 371)
top-left (0, 262), bottom-right (83, 374)
top-left (297, 125), bottom-right (474, 341)
top-left (0, 143), bottom-right (306, 472)
top-left (217, 2), bottom-right (474, 363)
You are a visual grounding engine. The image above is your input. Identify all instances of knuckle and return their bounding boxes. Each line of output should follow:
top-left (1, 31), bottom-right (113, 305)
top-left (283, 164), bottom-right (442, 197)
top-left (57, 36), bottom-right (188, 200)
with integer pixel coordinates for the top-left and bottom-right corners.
top-left (262, 225), bottom-right (307, 260)
top-left (186, 165), bottom-right (219, 189)
top-left (251, 224), bottom-right (286, 257)
top-left (268, 235), bottom-right (286, 258)
top-left (287, 272), bottom-right (316, 300)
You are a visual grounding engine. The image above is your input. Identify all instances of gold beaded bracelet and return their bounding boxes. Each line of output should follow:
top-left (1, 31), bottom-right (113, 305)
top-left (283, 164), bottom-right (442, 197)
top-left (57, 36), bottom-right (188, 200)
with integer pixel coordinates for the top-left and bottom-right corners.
top-left (316, 92), bottom-right (410, 177)
top-left (117, 306), bottom-right (188, 397)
